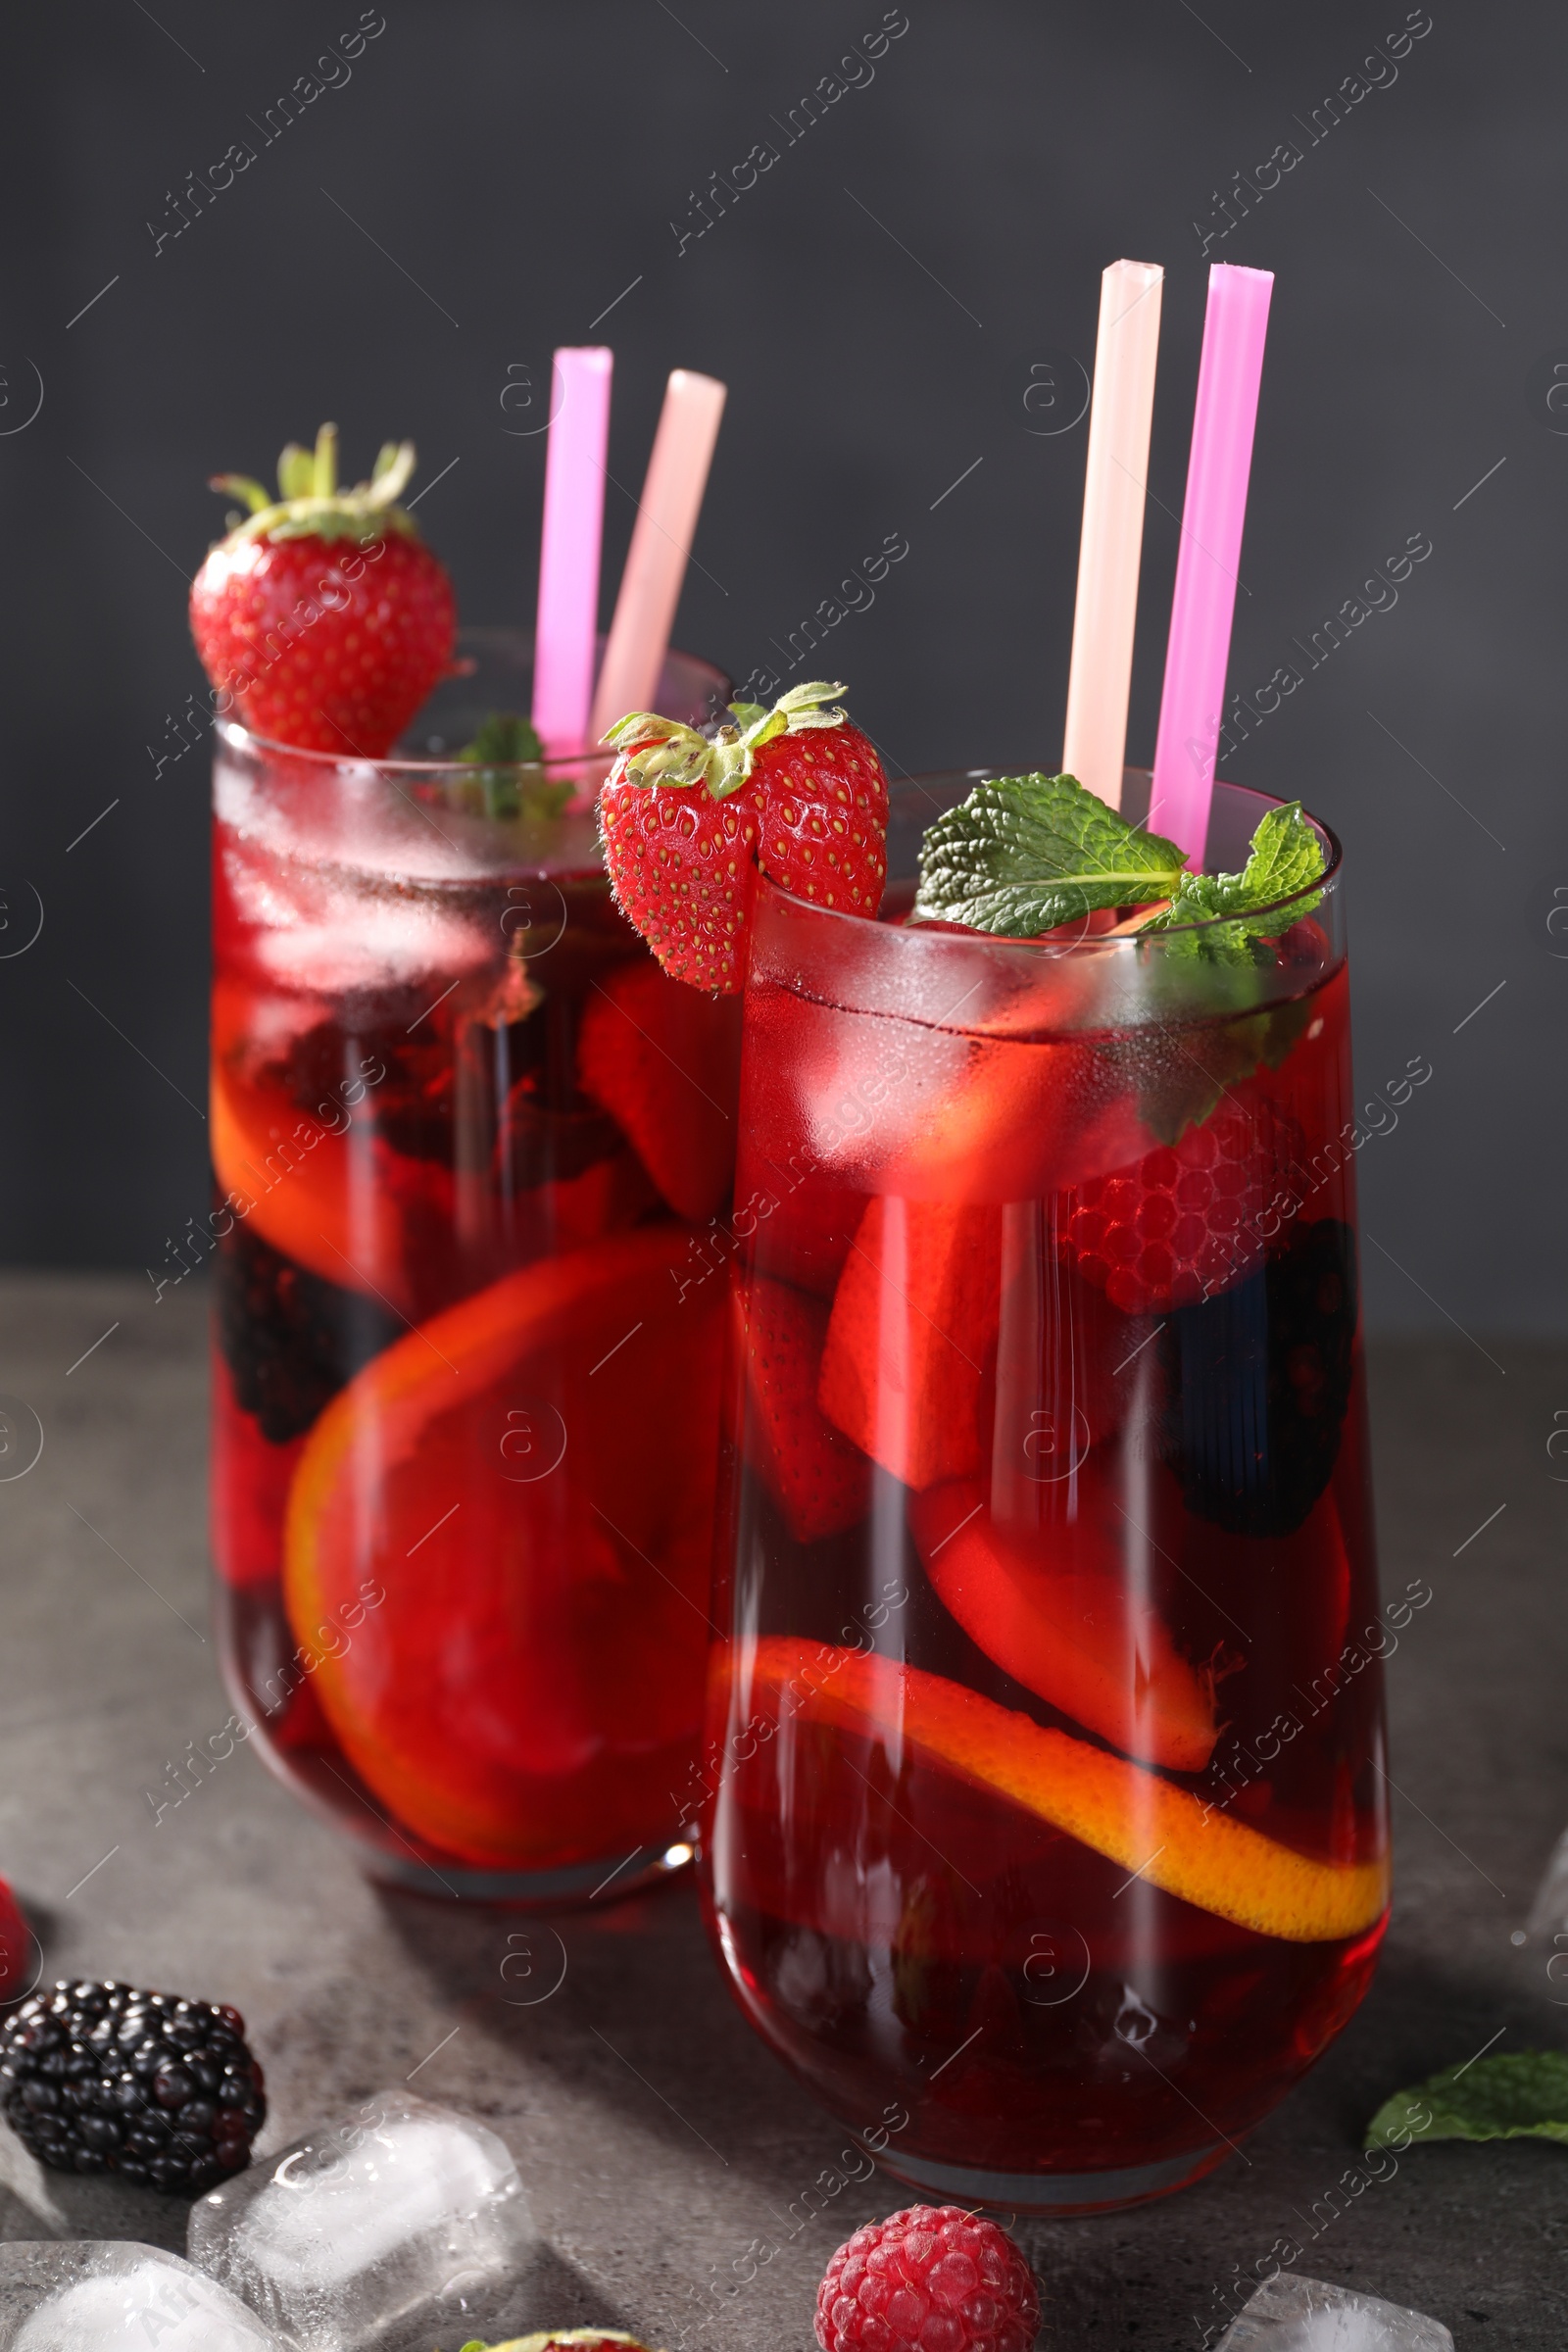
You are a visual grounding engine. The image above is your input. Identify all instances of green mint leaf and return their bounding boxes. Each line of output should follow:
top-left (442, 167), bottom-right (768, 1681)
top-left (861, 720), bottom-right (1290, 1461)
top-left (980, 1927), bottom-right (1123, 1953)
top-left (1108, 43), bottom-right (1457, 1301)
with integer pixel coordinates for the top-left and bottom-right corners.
top-left (1230, 798), bottom-right (1325, 910)
top-left (909, 777), bottom-right (1330, 1147)
top-left (911, 773), bottom-right (1188, 938)
top-left (1365, 2050), bottom-right (1568, 2152)
top-left (460, 710), bottom-right (545, 767)
top-left (1142, 802), bottom-right (1324, 959)
top-left (1117, 1004), bottom-right (1276, 1146)
top-left (454, 710), bottom-right (569, 822)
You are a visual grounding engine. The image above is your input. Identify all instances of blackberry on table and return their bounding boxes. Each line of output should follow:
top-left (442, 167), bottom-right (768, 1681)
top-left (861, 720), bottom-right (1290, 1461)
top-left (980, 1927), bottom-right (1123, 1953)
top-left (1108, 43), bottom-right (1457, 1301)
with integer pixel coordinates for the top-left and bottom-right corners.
top-left (0, 1980), bottom-right (266, 2193)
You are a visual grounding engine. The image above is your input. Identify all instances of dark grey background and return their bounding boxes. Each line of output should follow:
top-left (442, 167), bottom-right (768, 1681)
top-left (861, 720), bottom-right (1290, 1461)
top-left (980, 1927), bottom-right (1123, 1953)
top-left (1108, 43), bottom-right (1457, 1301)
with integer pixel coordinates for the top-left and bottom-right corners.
top-left (0, 0), bottom-right (1558, 1339)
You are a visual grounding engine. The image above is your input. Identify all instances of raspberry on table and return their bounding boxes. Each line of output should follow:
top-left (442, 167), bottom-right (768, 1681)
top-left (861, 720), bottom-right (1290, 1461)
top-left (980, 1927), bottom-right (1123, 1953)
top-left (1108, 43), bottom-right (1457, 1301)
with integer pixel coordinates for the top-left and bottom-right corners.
top-left (815, 2204), bottom-right (1040, 2352)
top-left (0, 1980), bottom-right (267, 2193)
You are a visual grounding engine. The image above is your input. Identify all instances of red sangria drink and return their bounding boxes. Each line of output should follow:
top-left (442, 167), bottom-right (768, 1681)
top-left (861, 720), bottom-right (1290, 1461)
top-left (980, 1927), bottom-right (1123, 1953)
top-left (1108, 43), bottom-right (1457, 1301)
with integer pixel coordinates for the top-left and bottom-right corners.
top-left (693, 766), bottom-right (1390, 2212)
top-left (194, 427), bottom-right (739, 1898)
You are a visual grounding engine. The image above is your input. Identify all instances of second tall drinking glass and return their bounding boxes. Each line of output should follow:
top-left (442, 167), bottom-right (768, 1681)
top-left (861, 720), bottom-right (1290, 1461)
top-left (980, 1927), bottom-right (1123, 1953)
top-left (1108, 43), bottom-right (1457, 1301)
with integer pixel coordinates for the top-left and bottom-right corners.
top-left (209, 634), bottom-right (735, 1900)
top-left (702, 773), bottom-right (1390, 2212)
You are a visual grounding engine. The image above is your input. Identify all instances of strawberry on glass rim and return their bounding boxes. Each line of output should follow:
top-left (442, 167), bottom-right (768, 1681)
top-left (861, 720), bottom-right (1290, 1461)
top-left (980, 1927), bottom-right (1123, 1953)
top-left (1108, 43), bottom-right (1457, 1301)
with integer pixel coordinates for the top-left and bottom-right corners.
top-left (190, 422), bottom-right (457, 758)
top-left (597, 681), bottom-right (889, 992)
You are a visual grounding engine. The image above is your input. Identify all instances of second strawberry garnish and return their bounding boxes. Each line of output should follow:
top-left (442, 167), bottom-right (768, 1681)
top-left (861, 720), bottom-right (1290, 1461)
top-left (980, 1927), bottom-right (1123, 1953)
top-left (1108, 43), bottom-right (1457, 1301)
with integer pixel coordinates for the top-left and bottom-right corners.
top-left (597, 682), bottom-right (889, 992)
top-left (190, 423), bottom-right (457, 759)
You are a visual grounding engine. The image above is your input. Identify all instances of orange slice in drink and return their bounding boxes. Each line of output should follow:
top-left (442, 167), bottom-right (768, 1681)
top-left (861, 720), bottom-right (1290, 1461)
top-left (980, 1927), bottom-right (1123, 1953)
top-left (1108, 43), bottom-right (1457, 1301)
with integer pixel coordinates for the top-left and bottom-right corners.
top-left (817, 1197), bottom-right (1001, 1489)
top-left (735, 1638), bottom-right (1388, 1943)
top-left (909, 1479), bottom-right (1218, 1772)
top-left (212, 1054), bottom-right (415, 1305)
top-left (283, 1224), bottom-right (723, 1869)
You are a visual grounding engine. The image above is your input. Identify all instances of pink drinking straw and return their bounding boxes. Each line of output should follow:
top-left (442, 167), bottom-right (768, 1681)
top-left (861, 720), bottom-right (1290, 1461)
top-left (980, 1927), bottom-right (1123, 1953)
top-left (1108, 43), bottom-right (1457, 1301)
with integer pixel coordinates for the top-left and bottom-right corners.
top-left (1061, 260), bottom-right (1163, 809)
top-left (531, 345), bottom-right (612, 755)
top-left (1147, 265), bottom-right (1274, 864)
top-left (590, 368), bottom-right (728, 741)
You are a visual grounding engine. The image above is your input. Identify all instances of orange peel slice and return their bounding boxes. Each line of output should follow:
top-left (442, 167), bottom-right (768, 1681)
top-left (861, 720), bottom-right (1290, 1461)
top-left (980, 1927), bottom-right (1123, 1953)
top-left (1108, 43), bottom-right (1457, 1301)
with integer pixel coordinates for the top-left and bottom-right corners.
top-left (212, 1054), bottom-right (412, 1305)
top-left (909, 1479), bottom-right (1219, 1772)
top-left (737, 1636), bottom-right (1388, 1944)
top-left (283, 1224), bottom-right (723, 1867)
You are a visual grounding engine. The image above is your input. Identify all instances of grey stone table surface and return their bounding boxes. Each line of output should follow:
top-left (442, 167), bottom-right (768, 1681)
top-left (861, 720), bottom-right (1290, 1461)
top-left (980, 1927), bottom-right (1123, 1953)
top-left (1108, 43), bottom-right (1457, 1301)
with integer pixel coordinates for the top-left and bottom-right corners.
top-left (0, 1271), bottom-right (1564, 2352)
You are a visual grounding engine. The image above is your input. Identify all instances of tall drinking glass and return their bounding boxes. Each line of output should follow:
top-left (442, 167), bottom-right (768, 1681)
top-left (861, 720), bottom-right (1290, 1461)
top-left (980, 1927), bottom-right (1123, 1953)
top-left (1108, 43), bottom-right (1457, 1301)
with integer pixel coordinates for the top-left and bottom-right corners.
top-left (702, 772), bottom-right (1389, 2211)
top-left (210, 632), bottom-right (736, 1900)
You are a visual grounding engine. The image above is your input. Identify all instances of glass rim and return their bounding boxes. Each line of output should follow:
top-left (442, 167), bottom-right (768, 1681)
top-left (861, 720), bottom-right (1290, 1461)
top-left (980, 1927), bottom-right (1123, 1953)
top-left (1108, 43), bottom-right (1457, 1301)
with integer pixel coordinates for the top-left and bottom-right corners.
top-left (214, 710), bottom-right (614, 782)
top-left (842, 767), bottom-right (1344, 951)
top-left (213, 629), bottom-right (731, 781)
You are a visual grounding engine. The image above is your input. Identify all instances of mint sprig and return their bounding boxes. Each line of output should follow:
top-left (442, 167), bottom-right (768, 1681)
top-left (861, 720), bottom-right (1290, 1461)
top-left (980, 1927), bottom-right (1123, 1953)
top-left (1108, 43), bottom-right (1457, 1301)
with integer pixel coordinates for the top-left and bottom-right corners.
top-left (1366, 2050), bottom-right (1568, 2152)
top-left (911, 773), bottom-right (1187, 937)
top-left (1141, 800), bottom-right (1324, 960)
top-left (455, 710), bottom-right (570, 822)
top-left (910, 771), bottom-right (1324, 957)
top-left (460, 710), bottom-right (544, 767)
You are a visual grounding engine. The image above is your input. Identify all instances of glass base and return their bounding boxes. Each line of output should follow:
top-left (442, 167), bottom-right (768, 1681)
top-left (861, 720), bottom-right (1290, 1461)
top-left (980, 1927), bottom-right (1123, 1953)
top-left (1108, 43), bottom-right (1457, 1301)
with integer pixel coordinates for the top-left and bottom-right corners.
top-left (871, 2135), bottom-right (1233, 2216)
top-left (365, 1838), bottom-right (695, 1908)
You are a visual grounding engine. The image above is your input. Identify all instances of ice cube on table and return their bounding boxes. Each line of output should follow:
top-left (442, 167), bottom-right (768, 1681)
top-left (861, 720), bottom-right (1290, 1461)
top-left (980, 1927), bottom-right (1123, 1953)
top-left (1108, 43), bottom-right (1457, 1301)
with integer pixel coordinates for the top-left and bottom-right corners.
top-left (0, 2241), bottom-right (277, 2352)
top-left (1217, 2272), bottom-right (1453, 2351)
top-left (186, 2089), bottom-right (530, 2351)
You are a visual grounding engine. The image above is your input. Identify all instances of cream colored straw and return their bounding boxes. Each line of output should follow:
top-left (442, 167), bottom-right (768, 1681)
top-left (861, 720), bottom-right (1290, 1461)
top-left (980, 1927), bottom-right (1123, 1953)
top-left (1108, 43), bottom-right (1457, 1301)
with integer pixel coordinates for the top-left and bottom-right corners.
top-left (1061, 260), bottom-right (1163, 808)
top-left (589, 369), bottom-right (727, 739)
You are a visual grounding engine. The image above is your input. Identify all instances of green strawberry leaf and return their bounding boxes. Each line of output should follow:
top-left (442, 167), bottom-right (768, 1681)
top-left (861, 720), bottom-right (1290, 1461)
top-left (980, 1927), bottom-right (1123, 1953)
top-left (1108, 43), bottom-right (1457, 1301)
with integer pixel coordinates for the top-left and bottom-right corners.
top-left (458, 2334), bottom-right (655, 2352)
top-left (216, 425), bottom-right (424, 547)
top-left (911, 772), bottom-right (1188, 937)
top-left (602, 683), bottom-right (847, 800)
top-left (1365, 2050), bottom-right (1568, 2152)
top-left (1141, 802), bottom-right (1324, 962)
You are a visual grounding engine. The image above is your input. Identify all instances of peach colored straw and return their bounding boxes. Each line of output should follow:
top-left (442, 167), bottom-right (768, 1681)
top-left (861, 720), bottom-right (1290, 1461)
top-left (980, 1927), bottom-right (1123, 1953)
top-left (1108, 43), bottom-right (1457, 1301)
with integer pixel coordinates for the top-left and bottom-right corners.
top-left (1061, 260), bottom-right (1163, 809)
top-left (590, 369), bottom-right (727, 740)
